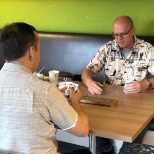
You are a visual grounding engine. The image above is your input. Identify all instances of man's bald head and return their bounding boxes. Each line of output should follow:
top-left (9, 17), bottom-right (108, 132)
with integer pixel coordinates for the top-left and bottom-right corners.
top-left (112, 16), bottom-right (135, 51)
top-left (113, 16), bottom-right (134, 28)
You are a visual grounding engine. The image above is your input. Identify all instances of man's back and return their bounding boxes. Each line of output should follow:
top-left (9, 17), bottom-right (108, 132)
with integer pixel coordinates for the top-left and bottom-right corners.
top-left (0, 22), bottom-right (90, 154)
top-left (0, 63), bottom-right (77, 154)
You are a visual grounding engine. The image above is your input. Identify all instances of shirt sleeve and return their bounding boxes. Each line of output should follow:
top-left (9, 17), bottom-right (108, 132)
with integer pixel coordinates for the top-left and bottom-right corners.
top-left (87, 45), bottom-right (107, 75)
top-left (147, 45), bottom-right (154, 77)
top-left (43, 84), bottom-right (78, 130)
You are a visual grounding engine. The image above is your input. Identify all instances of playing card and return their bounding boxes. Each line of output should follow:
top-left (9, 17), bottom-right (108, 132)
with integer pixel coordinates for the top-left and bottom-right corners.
top-left (58, 82), bottom-right (69, 89)
top-left (58, 82), bottom-right (78, 96)
top-left (67, 82), bottom-right (78, 91)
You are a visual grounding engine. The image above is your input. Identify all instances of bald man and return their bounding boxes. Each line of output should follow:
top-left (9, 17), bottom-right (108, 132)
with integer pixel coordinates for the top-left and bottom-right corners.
top-left (82, 16), bottom-right (154, 154)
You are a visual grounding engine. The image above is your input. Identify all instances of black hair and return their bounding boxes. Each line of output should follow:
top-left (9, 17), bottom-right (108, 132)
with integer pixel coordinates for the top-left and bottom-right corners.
top-left (0, 22), bottom-right (37, 61)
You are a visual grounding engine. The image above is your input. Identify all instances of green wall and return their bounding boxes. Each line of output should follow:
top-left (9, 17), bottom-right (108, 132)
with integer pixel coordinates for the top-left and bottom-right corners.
top-left (0, 0), bottom-right (154, 36)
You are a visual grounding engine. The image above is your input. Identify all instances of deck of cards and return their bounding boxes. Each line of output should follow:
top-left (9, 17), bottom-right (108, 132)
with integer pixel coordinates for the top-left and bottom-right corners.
top-left (58, 82), bottom-right (79, 96)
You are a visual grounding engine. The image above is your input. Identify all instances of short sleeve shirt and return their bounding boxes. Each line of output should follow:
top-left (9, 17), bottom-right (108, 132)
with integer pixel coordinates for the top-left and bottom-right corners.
top-left (87, 36), bottom-right (154, 85)
top-left (0, 63), bottom-right (78, 154)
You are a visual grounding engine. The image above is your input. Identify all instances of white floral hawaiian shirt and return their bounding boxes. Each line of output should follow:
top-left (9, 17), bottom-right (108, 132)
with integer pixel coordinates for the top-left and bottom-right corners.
top-left (87, 36), bottom-right (154, 85)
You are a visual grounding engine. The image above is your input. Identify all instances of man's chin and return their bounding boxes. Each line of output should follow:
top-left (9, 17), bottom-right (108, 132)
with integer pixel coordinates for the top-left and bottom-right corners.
top-left (118, 43), bottom-right (125, 49)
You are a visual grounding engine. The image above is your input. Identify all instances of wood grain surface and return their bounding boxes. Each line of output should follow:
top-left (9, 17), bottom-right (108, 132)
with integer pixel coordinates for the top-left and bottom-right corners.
top-left (76, 81), bottom-right (154, 142)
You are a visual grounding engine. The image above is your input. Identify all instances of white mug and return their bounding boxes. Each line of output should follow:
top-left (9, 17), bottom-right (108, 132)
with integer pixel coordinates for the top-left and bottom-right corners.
top-left (49, 70), bottom-right (59, 85)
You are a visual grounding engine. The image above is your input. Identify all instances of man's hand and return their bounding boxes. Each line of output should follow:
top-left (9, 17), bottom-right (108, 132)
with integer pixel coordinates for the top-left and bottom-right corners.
top-left (81, 68), bottom-right (104, 95)
top-left (58, 87), bottom-right (67, 93)
top-left (87, 80), bottom-right (103, 95)
top-left (124, 80), bottom-right (148, 93)
top-left (69, 88), bottom-right (83, 104)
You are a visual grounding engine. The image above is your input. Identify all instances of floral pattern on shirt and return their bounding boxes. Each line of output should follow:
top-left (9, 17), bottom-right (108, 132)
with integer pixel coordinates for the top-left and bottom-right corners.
top-left (87, 36), bottom-right (154, 85)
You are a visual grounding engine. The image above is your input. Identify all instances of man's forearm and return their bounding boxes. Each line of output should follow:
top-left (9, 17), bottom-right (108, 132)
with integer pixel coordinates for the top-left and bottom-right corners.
top-left (81, 68), bottom-right (94, 86)
top-left (70, 100), bottom-right (89, 136)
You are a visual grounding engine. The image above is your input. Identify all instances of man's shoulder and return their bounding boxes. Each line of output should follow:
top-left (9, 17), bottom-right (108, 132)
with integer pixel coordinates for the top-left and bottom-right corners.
top-left (134, 36), bottom-right (153, 53)
top-left (99, 39), bottom-right (118, 51)
top-left (27, 75), bottom-right (54, 93)
top-left (135, 36), bottom-right (153, 47)
top-left (105, 39), bottom-right (115, 46)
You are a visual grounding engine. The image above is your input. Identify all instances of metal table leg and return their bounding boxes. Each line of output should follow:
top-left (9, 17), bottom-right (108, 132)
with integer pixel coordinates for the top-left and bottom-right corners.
top-left (89, 135), bottom-right (96, 154)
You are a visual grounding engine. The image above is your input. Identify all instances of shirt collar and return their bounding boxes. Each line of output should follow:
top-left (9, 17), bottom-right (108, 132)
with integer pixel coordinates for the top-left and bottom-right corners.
top-left (1, 63), bottom-right (32, 74)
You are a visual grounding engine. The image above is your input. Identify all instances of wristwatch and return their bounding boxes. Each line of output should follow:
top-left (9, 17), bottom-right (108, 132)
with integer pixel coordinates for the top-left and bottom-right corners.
top-left (147, 79), bottom-right (153, 89)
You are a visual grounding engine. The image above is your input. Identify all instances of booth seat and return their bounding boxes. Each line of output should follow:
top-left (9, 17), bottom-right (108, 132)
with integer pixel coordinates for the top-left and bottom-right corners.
top-left (37, 32), bottom-right (154, 83)
top-left (1, 31), bottom-right (154, 82)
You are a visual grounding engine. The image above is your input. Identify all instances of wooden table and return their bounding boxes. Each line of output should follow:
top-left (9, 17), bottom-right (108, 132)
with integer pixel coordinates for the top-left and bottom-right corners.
top-left (76, 82), bottom-right (154, 143)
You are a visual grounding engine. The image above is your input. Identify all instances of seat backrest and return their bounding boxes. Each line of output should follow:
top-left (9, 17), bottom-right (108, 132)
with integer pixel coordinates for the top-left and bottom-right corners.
top-left (1, 31), bottom-right (154, 82)
top-left (38, 33), bottom-right (113, 82)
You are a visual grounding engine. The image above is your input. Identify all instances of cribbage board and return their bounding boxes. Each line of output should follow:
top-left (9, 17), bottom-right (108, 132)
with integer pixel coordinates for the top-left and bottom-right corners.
top-left (80, 96), bottom-right (118, 107)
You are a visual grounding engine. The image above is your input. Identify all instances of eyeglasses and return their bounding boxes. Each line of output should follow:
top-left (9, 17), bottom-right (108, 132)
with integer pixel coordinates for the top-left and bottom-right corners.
top-left (112, 27), bottom-right (133, 38)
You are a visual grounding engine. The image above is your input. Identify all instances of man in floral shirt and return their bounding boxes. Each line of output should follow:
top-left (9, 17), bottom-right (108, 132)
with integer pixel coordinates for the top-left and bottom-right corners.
top-left (82, 16), bottom-right (154, 154)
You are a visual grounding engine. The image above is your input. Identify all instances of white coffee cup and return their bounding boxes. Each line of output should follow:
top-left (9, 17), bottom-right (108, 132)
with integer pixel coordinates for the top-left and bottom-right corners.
top-left (49, 70), bottom-right (59, 85)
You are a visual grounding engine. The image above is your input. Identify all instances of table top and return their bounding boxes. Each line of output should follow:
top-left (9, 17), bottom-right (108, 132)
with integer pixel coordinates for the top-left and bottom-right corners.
top-left (76, 81), bottom-right (154, 142)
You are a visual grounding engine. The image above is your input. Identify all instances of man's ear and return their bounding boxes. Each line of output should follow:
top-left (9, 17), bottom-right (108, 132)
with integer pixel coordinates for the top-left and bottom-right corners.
top-left (28, 46), bottom-right (34, 61)
top-left (132, 27), bottom-right (136, 35)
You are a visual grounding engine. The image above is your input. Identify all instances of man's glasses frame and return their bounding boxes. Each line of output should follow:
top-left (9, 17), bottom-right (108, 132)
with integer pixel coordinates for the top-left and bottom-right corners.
top-left (112, 27), bottom-right (134, 38)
